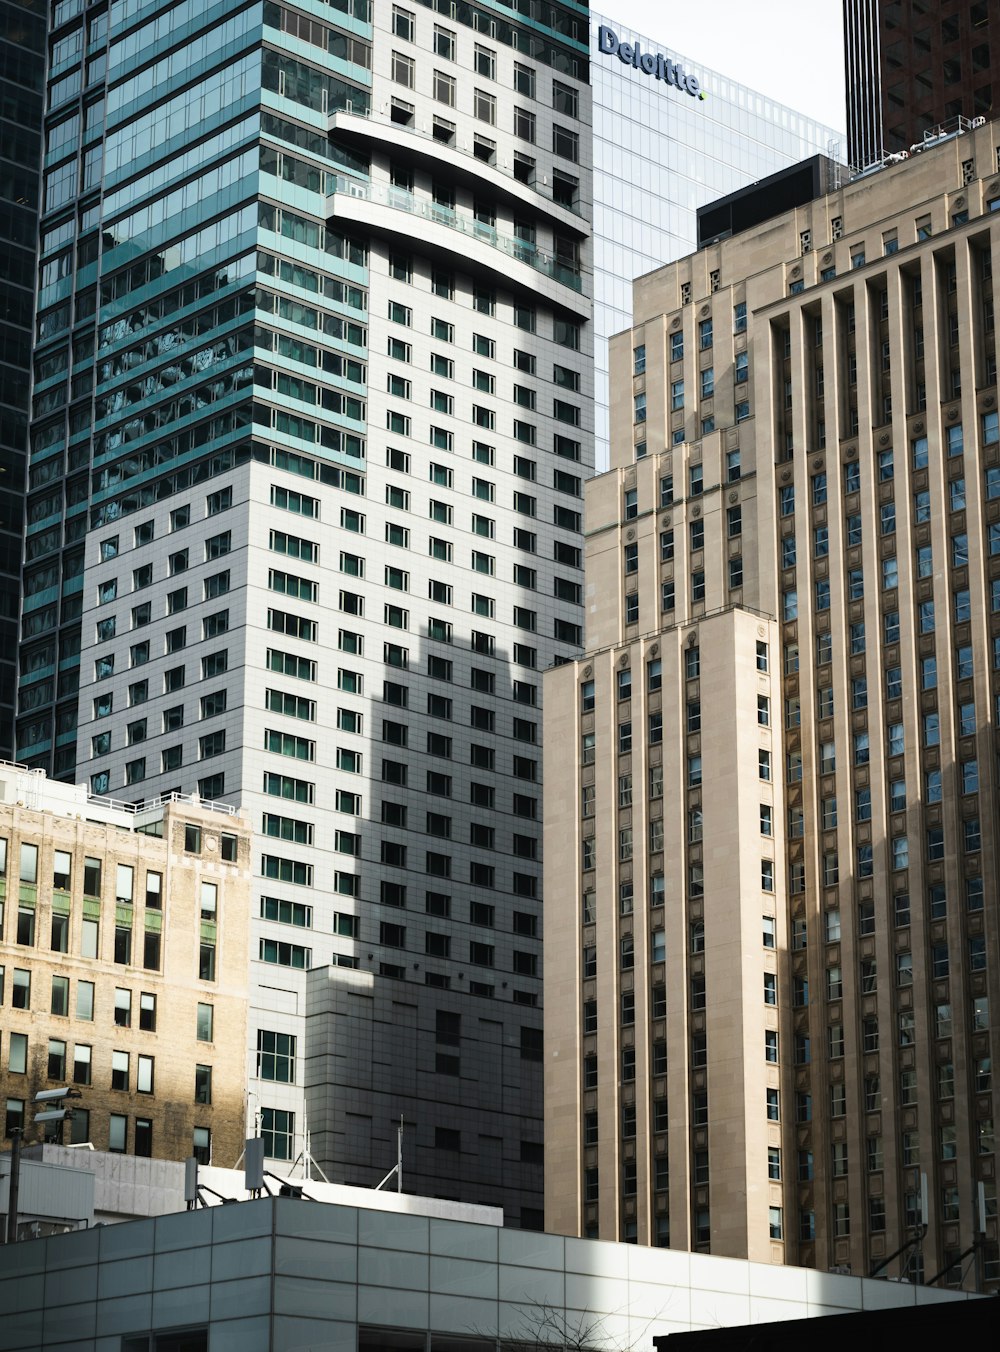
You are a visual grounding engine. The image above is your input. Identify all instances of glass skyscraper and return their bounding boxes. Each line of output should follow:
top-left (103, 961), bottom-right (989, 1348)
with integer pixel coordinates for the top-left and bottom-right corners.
top-left (19, 0), bottom-right (591, 1224)
top-left (590, 13), bottom-right (842, 466)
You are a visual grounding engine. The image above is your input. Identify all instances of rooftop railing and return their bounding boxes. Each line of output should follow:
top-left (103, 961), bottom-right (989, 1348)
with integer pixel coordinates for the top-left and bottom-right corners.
top-left (0, 762), bottom-right (238, 819)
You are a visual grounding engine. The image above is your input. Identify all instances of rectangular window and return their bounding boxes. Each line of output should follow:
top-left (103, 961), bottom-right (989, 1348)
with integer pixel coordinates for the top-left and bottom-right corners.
top-left (392, 50), bottom-right (415, 87)
top-left (474, 88), bottom-right (495, 123)
top-left (111, 1050), bottom-right (130, 1091)
top-left (552, 124), bottom-right (579, 162)
top-left (257, 1030), bottom-right (296, 1083)
top-left (433, 68), bottom-right (456, 106)
top-left (260, 1107), bottom-right (294, 1161)
top-left (137, 1054), bottom-right (154, 1095)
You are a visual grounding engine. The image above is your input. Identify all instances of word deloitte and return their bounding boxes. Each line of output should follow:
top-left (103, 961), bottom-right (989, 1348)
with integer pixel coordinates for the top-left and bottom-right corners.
top-left (598, 25), bottom-right (705, 100)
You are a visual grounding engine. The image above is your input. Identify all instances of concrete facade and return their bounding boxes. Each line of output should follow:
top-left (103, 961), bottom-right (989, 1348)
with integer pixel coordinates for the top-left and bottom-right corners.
top-left (545, 119), bottom-right (1000, 1285)
top-left (303, 966), bottom-right (541, 1202)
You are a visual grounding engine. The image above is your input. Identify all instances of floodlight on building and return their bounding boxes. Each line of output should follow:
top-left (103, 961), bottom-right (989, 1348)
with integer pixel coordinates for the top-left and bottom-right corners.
top-left (34, 1109), bottom-right (74, 1125)
top-left (33, 1088), bottom-right (82, 1140)
top-left (34, 1087), bottom-right (82, 1105)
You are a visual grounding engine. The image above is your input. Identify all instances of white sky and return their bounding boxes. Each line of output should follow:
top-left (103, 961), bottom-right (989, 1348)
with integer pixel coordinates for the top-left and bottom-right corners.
top-left (596, 1), bottom-right (848, 134)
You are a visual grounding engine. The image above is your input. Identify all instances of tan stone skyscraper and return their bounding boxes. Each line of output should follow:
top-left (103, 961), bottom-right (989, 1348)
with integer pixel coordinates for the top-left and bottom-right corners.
top-left (545, 125), bottom-right (1000, 1288)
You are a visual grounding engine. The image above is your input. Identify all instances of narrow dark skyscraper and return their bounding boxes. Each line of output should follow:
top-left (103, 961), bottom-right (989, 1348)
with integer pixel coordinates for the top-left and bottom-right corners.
top-left (845, 0), bottom-right (999, 168)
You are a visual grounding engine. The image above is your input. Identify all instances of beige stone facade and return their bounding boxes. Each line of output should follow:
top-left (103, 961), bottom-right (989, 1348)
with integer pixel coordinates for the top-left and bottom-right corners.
top-left (545, 122), bottom-right (1000, 1285)
top-left (0, 766), bottom-right (251, 1167)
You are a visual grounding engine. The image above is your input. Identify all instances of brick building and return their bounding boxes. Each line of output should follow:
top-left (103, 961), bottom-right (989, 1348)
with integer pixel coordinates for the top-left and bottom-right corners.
top-left (0, 763), bottom-right (251, 1165)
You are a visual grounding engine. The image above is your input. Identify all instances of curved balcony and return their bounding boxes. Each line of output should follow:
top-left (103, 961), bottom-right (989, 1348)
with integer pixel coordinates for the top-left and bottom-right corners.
top-left (329, 109), bottom-right (589, 237)
top-left (327, 177), bottom-right (590, 317)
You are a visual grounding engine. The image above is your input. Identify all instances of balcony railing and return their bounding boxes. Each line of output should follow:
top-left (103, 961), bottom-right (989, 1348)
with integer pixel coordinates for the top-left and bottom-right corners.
top-left (142, 790), bottom-right (238, 816)
top-left (330, 107), bottom-right (587, 223)
top-left (329, 176), bottom-right (584, 293)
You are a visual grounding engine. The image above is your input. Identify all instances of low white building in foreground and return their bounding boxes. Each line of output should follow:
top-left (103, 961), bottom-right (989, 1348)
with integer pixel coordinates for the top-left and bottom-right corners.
top-left (0, 1146), bottom-right (979, 1352)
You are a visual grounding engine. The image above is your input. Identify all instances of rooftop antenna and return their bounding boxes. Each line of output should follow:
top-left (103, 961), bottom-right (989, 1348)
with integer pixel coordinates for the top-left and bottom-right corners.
top-left (375, 1116), bottom-right (404, 1193)
top-left (286, 1109), bottom-right (330, 1184)
top-left (869, 1171), bottom-right (927, 1281)
top-left (245, 1137), bottom-right (265, 1198)
top-left (4, 1127), bottom-right (22, 1243)
top-left (185, 1156), bottom-right (239, 1209)
top-left (928, 1181), bottom-right (989, 1290)
top-left (18, 768), bottom-right (43, 811)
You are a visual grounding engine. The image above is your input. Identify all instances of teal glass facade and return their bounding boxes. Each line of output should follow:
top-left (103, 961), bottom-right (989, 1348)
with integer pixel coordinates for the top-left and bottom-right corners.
top-left (0, 0), bottom-right (46, 759)
top-left (20, 0), bottom-right (374, 770)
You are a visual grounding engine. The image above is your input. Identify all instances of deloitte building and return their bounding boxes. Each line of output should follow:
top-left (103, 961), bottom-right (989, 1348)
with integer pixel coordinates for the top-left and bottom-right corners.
top-left (590, 15), bottom-right (841, 465)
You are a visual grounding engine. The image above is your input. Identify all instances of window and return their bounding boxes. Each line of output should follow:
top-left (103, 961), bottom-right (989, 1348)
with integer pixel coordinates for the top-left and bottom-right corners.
top-left (552, 122), bottom-right (579, 162)
top-left (434, 68), bottom-right (456, 106)
top-left (392, 48), bottom-right (415, 86)
top-left (391, 4), bottom-right (415, 38)
top-left (135, 1054), bottom-right (154, 1095)
top-left (111, 1050), bottom-right (130, 1092)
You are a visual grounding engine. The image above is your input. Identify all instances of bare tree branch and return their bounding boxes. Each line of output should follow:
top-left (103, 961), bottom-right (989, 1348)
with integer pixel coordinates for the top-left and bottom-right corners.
top-left (475, 1298), bottom-right (667, 1352)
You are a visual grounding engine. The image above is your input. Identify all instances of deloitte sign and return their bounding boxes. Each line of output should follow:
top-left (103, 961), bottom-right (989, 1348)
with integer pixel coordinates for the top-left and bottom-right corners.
top-left (597, 25), bottom-right (705, 101)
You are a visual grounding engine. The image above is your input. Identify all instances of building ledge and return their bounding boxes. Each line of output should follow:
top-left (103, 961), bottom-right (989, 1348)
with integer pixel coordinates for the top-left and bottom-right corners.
top-left (327, 178), bottom-right (590, 317)
top-left (329, 110), bottom-right (589, 236)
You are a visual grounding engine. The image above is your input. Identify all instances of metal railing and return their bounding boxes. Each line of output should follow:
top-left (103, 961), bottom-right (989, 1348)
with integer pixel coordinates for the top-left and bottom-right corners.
top-left (141, 790), bottom-right (238, 817)
top-left (0, 762), bottom-right (237, 818)
top-left (329, 175), bottom-right (585, 292)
